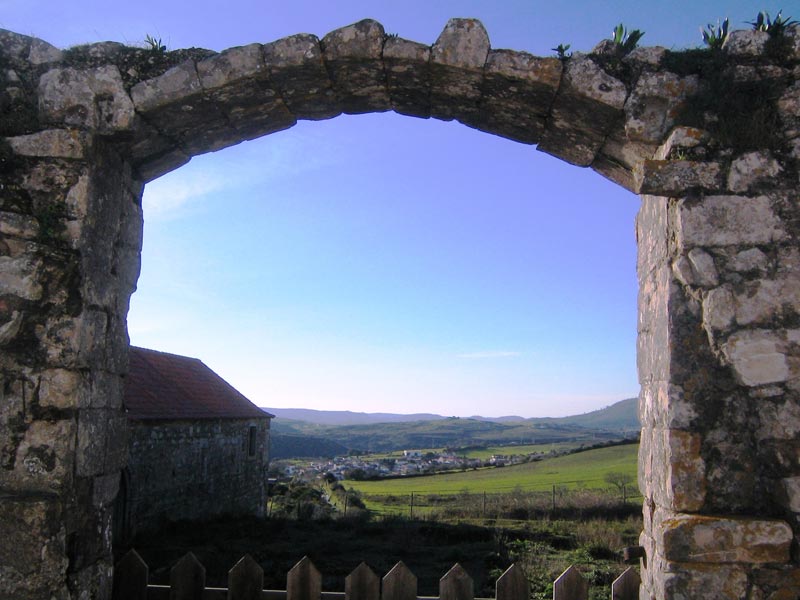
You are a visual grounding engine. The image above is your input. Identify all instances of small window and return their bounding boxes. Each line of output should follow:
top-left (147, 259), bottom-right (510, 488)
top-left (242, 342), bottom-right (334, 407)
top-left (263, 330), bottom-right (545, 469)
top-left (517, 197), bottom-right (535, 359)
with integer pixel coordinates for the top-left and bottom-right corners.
top-left (248, 425), bottom-right (257, 457)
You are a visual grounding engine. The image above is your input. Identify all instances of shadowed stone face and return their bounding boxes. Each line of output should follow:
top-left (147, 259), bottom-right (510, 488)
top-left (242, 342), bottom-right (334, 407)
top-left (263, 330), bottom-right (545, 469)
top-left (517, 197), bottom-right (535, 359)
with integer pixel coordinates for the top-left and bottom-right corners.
top-left (1, 18), bottom-right (800, 600)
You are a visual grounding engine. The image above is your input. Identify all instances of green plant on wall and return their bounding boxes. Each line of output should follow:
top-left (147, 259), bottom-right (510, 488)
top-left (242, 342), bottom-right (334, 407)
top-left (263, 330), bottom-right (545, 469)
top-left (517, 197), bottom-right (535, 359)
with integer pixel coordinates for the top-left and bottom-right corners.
top-left (749, 10), bottom-right (798, 35)
top-left (701, 17), bottom-right (729, 49)
top-left (144, 34), bottom-right (167, 54)
top-left (551, 43), bottom-right (572, 61)
top-left (610, 23), bottom-right (644, 55)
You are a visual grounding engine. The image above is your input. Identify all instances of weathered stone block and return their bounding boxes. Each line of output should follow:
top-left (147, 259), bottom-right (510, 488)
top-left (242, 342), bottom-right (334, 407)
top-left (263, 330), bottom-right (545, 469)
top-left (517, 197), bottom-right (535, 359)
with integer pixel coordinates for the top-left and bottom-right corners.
top-left (539, 55), bottom-right (627, 165)
top-left (196, 45), bottom-right (297, 140)
top-left (662, 565), bottom-right (750, 599)
top-left (39, 65), bottom-right (135, 132)
top-left (729, 247), bottom-right (769, 274)
top-left (132, 60), bottom-right (232, 151)
top-left (701, 286), bottom-right (735, 337)
top-left (640, 427), bottom-right (706, 511)
top-left (321, 19), bottom-right (390, 114)
top-left (473, 50), bottom-right (560, 144)
top-left (39, 309), bottom-right (108, 369)
top-left (38, 368), bottom-right (84, 410)
top-left (724, 30), bottom-right (770, 56)
top-left (636, 266), bottom-right (673, 385)
top-left (130, 60), bottom-right (203, 113)
top-left (736, 276), bottom-right (800, 327)
top-left (722, 329), bottom-right (790, 386)
top-left (636, 195), bottom-right (669, 277)
top-left (0, 496), bottom-right (68, 600)
top-left (660, 514), bottom-right (792, 564)
top-left (383, 37), bottom-right (431, 117)
top-left (640, 382), bottom-right (698, 430)
top-left (637, 159), bottom-right (722, 196)
top-left (262, 33), bottom-right (340, 120)
top-left (675, 195), bottom-right (787, 249)
top-left (728, 151), bottom-right (782, 193)
top-left (76, 409), bottom-right (128, 477)
top-left (758, 399), bottom-right (800, 442)
top-left (0, 418), bottom-right (76, 493)
top-left (0, 211), bottom-right (39, 240)
top-left (673, 248), bottom-right (718, 288)
top-left (625, 73), bottom-right (699, 144)
top-left (0, 255), bottom-right (43, 300)
top-left (429, 18), bottom-right (490, 123)
top-left (197, 43), bottom-right (267, 92)
top-left (7, 129), bottom-right (89, 159)
top-left (28, 37), bottom-right (62, 65)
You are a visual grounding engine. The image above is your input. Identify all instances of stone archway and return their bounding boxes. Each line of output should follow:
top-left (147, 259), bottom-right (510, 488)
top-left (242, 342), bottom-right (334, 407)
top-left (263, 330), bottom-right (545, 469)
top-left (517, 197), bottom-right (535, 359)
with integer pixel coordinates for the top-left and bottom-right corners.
top-left (1, 18), bottom-right (799, 599)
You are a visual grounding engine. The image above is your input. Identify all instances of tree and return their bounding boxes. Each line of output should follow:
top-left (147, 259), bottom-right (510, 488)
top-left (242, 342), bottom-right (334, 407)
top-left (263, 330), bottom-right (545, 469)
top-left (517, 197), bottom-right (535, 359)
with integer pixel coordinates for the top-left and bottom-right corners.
top-left (604, 471), bottom-right (634, 493)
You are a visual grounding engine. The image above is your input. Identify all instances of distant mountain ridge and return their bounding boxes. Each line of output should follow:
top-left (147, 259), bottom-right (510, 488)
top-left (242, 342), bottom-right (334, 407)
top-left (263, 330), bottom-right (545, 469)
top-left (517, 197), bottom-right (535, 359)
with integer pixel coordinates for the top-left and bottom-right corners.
top-left (265, 408), bottom-right (445, 426)
top-left (264, 399), bottom-right (639, 457)
top-left (264, 398), bottom-right (638, 429)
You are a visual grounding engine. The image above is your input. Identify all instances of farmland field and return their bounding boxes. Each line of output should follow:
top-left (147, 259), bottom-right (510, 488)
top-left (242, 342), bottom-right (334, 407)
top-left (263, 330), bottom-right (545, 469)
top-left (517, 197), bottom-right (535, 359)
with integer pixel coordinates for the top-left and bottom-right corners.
top-left (344, 443), bottom-right (639, 496)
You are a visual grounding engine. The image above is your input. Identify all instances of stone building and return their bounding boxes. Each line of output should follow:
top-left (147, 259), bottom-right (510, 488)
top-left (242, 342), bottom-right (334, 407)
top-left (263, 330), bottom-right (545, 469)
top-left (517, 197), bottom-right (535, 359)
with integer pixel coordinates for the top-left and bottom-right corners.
top-left (114, 347), bottom-right (273, 540)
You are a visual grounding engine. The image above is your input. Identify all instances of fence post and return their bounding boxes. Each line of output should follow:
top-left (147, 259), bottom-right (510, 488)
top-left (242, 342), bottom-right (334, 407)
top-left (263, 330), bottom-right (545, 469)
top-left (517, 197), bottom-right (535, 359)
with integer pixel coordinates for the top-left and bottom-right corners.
top-left (170, 552), bottom-right (206, 600)
top-left (440, 564), bottom-right (473, 600)
top-left (382, 561), bottom-right (417, 600)
top-left (552, 565), bottom-right (587, 600)
top-left (410, 493), bottom-right (414, 519)
top-left (287, 557), bottom-right (322, 600)
top-left (495, 564), bottom-right (528, 600)
top-left (228, 554), bottom-right (264, 600)
top-left (611, 567), bottom-right (640, 600)
top-left (112, 549), bottom-right (148, 600)
top-left (346, 562), bottom-right (380, 600)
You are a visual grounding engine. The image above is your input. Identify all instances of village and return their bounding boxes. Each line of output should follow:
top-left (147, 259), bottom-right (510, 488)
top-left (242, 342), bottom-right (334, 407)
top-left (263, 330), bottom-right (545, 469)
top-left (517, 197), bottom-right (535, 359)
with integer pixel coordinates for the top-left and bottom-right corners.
top-left (280, 448), bottom-right (540, 481)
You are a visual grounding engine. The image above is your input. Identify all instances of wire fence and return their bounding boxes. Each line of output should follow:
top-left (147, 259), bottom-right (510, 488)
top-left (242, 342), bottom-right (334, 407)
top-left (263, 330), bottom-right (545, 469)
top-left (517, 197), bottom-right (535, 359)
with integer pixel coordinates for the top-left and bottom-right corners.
top-left (330, 480), bottom-right (642, 521)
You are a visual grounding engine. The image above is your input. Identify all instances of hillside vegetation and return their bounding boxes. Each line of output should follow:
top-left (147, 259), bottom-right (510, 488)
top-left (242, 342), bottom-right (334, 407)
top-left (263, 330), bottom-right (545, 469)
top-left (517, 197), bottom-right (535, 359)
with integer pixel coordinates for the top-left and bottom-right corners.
top-left (267, 399), bottom-right (639, 457)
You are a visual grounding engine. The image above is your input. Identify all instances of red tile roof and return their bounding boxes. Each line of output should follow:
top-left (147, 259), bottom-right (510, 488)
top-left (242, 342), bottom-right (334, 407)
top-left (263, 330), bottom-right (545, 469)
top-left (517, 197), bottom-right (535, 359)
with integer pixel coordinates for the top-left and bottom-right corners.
top-left (124, 346), bottom-right (273, 421)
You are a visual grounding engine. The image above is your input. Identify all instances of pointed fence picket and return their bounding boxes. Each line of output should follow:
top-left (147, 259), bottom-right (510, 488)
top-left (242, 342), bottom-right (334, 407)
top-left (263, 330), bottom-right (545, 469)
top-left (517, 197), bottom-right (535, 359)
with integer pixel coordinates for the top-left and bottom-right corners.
top-left (113, 551), bottom-right (639, 600)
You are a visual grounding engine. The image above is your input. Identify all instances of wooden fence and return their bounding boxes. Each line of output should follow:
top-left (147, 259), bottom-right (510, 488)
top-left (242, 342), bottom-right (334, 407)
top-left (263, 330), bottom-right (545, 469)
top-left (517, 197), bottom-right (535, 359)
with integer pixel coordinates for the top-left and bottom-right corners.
top-left (112, 551), bottom-right (640, 600)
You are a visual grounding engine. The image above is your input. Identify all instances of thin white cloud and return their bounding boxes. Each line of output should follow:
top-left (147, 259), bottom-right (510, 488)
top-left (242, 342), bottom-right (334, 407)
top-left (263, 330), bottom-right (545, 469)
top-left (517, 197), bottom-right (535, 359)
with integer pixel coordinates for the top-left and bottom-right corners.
top-left (143, 168), bottom-right (227, 218)
top-left (142, 126), bottom-right (343, 220)
top-left (457, 351), bottom-right (521, 359)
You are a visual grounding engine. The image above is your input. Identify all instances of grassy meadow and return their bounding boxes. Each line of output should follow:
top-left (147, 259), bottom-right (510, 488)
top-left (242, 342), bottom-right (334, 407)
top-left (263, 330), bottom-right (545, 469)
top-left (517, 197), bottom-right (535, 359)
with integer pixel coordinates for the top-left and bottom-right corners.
top-left (345, 443), bottom-right (639, 496)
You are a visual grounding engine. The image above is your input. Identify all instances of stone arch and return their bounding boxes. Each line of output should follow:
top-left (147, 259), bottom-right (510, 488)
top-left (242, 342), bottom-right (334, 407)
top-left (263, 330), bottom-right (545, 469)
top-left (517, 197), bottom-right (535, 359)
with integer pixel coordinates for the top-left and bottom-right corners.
top-left (1, 17), bottom-right (799, 600)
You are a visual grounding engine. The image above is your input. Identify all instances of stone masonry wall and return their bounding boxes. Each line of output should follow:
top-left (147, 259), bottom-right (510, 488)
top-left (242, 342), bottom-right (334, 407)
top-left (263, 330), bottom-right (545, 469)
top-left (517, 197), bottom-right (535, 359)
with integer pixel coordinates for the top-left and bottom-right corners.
top-left (0, 17), bottom-right (799, 600)
top-left (124, 418), bottom-right (269, 538)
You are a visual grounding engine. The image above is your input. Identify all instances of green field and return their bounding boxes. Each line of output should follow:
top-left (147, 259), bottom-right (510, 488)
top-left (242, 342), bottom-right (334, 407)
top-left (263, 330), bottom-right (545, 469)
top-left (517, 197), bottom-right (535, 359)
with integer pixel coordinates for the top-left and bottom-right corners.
top-left (460, 442), bottom-right (584, 460)
top-left (344, 443), bottom-right (639, 496)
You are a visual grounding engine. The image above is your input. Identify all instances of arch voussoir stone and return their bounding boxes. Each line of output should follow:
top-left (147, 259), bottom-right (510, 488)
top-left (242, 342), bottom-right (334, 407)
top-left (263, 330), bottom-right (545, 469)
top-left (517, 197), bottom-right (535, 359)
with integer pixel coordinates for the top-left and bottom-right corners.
top-left (321, 19), bottom-right (390, 115)
top-left (2, 18), bottom-right (800, 600)
top-left (195, 43), bottom-right (296, 142)
top-left (475, 49), bottom-right (562, 145)
top-left (429, 18), bottom-right (490, 124)
top-left (383, 37), bottom-right (432, 118)
top-left (262, 33), bottom-right (340, 122)
top-left (538, 54), bottom-right (628, 166)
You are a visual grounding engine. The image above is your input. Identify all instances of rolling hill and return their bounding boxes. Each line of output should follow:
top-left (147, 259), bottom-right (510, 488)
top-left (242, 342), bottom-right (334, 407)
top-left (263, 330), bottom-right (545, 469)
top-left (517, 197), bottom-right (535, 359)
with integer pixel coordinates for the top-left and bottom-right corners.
top-left (265, 399), bottom-right (639, 457)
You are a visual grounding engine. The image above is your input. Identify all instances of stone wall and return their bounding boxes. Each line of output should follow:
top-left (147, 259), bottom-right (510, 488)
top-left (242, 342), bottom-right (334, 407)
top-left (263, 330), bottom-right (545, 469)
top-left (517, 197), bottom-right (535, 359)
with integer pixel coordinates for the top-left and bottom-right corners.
top-left (0, 17), bottom-right (798, 600)
top-left (121, 418), bottom-right (269, 538)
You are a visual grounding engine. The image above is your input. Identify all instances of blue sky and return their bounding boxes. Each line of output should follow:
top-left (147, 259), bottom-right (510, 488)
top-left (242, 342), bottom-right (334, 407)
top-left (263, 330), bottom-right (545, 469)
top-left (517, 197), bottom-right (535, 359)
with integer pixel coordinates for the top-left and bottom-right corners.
top-left (2, 0), bottom-right (773, 417)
